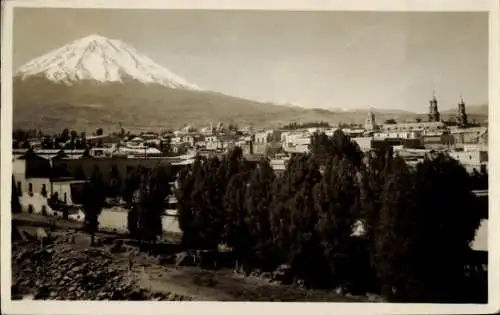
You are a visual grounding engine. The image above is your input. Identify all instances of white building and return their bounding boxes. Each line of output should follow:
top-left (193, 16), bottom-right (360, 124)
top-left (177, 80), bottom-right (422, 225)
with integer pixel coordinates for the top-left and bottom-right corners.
top-left (205, 135), bottom-right (223, 151)
top-left (373, 131), bottom-right (422, 140)
top-left (448, 149), bottom-right (488, 173)
top-left (352, 137), bottom-right (373, 152)
top-left (364, 111), bottom-right (376, 131)
top-left (282, 132), bottom-right (311, 153)
top-left (254, 130), bottom-right (274, 144)
top-left (382, 121), bottom-right (446, 132)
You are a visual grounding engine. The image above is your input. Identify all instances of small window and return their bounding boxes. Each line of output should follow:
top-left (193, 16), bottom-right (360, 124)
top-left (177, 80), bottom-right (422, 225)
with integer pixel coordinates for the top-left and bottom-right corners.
top-left (480, 165), bottom-right (487, 173)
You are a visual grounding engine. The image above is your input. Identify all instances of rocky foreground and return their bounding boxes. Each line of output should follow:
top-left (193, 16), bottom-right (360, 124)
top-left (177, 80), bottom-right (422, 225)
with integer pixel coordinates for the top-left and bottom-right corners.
top-left (11, 219), bottom-right (382, 302)
top-left (11, 233), bottom-right (191, 301)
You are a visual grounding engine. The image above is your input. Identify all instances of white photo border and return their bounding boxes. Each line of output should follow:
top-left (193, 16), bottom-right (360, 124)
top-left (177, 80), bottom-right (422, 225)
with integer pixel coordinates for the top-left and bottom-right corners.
top-left (1, 0), bottom-right (499, 314)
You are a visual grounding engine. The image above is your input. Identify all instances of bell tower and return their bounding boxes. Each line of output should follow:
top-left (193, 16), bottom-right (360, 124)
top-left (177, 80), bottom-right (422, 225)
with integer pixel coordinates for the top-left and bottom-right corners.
top-left (456, 96), bottom-right (468, 127)
top-left (365, 109), bottom-right (376, 131)
top-left (428, 91), bottom-right (440, 122)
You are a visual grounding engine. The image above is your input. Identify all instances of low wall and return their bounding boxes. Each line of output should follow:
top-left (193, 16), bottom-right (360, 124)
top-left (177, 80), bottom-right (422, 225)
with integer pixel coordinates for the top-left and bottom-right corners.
top-left (98, 209), bottom-right (181, 234)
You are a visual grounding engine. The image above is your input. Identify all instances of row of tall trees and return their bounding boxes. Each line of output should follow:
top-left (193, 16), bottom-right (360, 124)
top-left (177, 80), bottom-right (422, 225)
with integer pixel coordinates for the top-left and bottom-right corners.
top-left (124, 165), bottom-right (173, 246)
top-left (63, 128), bottom-right (483, 301)
top-left (13, 128), bottom-right (89, 150)
top-left (79, 164), bottom-right (174, 246)
top-left (175, 130), bottom-right (484, 302)
top-left (282, 121), bottom-right (331, 130)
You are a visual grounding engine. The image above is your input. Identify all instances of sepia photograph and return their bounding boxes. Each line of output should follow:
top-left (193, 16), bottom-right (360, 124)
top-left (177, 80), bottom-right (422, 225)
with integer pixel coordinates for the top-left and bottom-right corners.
top-left (1, 0), bottom-right (499, 314)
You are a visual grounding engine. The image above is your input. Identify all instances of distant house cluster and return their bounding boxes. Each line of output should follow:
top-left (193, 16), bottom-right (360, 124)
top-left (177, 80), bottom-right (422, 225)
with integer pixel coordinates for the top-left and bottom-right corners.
top-left (12, 94), bottom-right (488, 211)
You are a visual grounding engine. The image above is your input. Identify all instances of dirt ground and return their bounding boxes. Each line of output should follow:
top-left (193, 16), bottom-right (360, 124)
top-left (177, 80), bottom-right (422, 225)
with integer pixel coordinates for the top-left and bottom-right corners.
top-left (12, 214), bottom-right (372, 302)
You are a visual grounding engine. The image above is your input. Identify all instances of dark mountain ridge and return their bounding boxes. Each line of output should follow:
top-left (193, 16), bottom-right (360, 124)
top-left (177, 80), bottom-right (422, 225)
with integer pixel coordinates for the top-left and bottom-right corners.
top-left (13, 76), bottom-right (488, 133)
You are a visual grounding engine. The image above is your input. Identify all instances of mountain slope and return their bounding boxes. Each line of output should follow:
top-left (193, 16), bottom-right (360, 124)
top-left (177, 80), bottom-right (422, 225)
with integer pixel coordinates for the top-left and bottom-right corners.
top-left (13, 75), bottom-right (488, 133)
top-left (15, 34), bottom-right (200, 90)
top-left (441, 104), bottom-right (488, 116)
top-left (13, 34), bottom-right (487, 133)
top-left (12, 77), bottom-right (327, 133)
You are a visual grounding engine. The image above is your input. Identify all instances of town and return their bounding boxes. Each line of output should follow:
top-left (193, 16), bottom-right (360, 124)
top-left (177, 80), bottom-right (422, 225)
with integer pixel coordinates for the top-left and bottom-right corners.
top-left (11, 94), bottom-right (488, 302)
top-left (13, 95), bottom-right (488, 203)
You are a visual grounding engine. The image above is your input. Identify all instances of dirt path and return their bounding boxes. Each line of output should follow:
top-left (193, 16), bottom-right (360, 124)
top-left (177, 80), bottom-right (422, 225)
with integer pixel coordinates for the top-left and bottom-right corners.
top-left (12, 215), bottom-right (371, 302)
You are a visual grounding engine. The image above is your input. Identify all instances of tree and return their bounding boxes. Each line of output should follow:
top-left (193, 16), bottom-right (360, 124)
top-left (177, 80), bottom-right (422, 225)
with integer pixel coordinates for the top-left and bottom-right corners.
top-left (269, 155), bottom-right (307, 264)
top-left (136, 164), bottom-right (172, 245)
top-left (405, 154), bottom-right (483, 302)
top-left (12, 177), bottom-right (21, 214)
top-left (224, 171), bottom-right (252, 272)
top-left (82, 167), bottom-right (106, 246)
top-left (313, 157), bottom-right (364, 290)
top-left (310, 132), bottom-right (333, 165)
top-left (244, 158), bottom-right (276, 270)
top-left (373, 157), bottom-right (416, 300)
top-left (21, 140), bottom-right (31, 149)
top-left (108, 165), bottom-right (122, 199)
top-left (177, 148), bottom-right (248, 251)
top-left (284, 157), bottom-right (323, 285)
top-left (384, 119), bottom-right (397, 125)
top-left (60, 128), bottom-right (70, 143)
top-left (190, 156), bottom-right (224, 250)
top-left (160, 136), bottom-right (172, 156)
top-left (82, 148), bottom-right (92, 158)
top-left (74, 165), bottom-right (86, 180)
top-left (310, 130), bottom-right (362, 166)
top-left (40, 184), bottom-right (48, 198)
top-left (176, 158), bottom-right (202, 249)
top-left (13, 129), bottom-right (28, 143)
top-left (359, 146), bottom-right (394, 250)
top-left (96, 128), bottom-right (104, 136)
top-left (42, 136), bottom-right (53, 149)
top-left (124, 167), bottom-right (141, 238)
top-left (79, 132), bottom-right (87, 149)
top-left (227, 123), bottom-right (239, 132)
top-left (268, 154), bottom-right (322, 281)
top-left (69, 130), bottom-right (78, 149)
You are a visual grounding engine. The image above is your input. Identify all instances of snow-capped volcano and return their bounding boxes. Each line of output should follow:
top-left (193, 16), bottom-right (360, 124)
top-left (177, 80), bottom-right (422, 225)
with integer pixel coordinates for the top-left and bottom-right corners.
top-left (15, 34), bottom-right (201, 90)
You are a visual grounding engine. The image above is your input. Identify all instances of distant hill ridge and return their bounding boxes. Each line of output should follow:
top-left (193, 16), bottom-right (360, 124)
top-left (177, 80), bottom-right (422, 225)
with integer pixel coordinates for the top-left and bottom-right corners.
top-left (13, 34), bottom-right (488, 133)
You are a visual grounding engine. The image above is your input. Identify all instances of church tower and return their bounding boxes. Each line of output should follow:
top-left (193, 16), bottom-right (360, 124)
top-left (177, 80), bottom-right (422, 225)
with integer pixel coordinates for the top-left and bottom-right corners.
top-left (428, 92), bottom-right (440, 122)
top-left (456, 96), bottom-right (468, 127)
top-left (365, 109), bottom-right (376, 131)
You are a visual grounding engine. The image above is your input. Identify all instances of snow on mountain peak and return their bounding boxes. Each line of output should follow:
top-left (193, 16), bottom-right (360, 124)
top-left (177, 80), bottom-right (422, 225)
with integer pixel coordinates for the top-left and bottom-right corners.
top-left (15, 34), bottom-right (201, 90)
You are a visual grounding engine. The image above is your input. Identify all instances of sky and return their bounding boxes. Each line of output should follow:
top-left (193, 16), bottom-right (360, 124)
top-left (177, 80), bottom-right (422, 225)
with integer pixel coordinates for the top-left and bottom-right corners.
top-left (13, 9), bottom-right (488, 113)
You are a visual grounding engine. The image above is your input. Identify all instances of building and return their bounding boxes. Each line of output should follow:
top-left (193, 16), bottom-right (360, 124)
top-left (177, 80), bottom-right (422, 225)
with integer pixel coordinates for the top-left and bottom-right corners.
top-left (364, 110), bottom-right (376, 131)
top-left (86, 134), bottom-right (120, 147)
top-left (457, 97), bottom-right (468, 126)
top-left (421, 131), bottom-right (448, 148)
top-left (381, 121), bottom-right (445, 132)
top-left (448, 148), bottom-right (488, 173)
top-left (12, 150), bottom-right (89, 214)
top-left (428, 93), bottom-right (441, 122)
top-left (281, 131), bottom-right (311, 154)
top-left (451, 127), bottom-right (488, 146)
top-left (352, 137), bottom-right (373, 152)
top-left (254, 130), bottom-right (274, 144)
top-left (205, 135), bottom-right (224, 151)
top-left (269, 158), bottom-right (288, 176)
top-left (374, 131), bottom-right (422, 140)
top-left (253, 130), bottom-right (282, 155)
